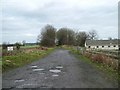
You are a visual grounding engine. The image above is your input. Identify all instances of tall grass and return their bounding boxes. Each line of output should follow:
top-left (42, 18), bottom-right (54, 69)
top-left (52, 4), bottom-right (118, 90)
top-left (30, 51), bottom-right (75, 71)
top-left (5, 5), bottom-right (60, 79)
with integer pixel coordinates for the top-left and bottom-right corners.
top-left (2, 47), bottom-right (55, 72)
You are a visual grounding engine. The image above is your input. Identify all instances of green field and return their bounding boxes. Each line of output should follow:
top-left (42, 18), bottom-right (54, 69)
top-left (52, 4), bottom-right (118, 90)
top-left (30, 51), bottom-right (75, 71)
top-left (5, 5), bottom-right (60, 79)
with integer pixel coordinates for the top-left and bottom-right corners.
top-left (21, 45), bottom-right (40, 49)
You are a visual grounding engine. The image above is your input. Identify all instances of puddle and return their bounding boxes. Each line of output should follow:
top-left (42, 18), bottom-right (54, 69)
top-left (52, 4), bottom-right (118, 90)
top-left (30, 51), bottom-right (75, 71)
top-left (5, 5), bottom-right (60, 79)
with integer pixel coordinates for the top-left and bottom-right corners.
top-left (49, 69), bottom-right (61, 73)
top-left (15, 79), bottom-right (25, 83)
top-left (33, 69), bottom-right (44, 71)
top-left (52, 74), bottom-right (59, 77)
top-left (31, 65), bottom-right (38, 68)
top-left (56, 66), bottom-right (63, 69)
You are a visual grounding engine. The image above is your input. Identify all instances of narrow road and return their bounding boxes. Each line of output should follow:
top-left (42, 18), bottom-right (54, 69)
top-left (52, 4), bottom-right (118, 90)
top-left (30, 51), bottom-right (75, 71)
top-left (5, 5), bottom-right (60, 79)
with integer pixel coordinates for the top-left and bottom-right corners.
top-left (3, 49), bottom-right (118, 89)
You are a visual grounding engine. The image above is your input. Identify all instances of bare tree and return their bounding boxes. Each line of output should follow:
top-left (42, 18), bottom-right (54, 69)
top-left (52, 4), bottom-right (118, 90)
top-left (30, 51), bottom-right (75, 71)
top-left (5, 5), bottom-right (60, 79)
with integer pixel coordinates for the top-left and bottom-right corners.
top-left (88, 30), bottom-right (98, 40)
top-left (108, 37), bottom-right (112, 40)
top-left (67, 29), bottom-right (76, 45)
top-left (75, 31), bottom-right (88, 47)
top-left (37, 24), bottom-right (56, 47)
top-left (37, 34), bottom-right (41, 44)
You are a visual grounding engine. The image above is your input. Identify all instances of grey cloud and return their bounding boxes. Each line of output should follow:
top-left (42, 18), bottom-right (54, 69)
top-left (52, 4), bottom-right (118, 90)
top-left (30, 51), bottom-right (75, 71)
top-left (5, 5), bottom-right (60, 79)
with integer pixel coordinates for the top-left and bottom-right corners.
top-left (1, 0), bottom-right (119, 43)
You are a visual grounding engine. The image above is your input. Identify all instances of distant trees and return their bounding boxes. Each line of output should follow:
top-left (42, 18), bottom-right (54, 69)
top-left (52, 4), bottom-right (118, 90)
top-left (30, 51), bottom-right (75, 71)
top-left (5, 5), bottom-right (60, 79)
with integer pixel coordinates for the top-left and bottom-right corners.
top-left (67, 29), bottom-right (76, 45)
top-left (22, 40), bottom-right (26, 46)
top-left (37, 25), bottom-right (99, 47)
top-left (88, 30), bottom-right (98, 40)
top-left (75, 32), bottom-right (88, 47)
top-left (15, 42), bottom-right (21, 50)
top-left (57, 28), bottom-right (67, 45)
top-left (2, 42), bottom-right (7, 50)
top-left (57, 28), bottom-right (75, 45)
top-left (108, 37), bottom-right (112, 40)
top-left (37, 24), bottom-right (56, 47)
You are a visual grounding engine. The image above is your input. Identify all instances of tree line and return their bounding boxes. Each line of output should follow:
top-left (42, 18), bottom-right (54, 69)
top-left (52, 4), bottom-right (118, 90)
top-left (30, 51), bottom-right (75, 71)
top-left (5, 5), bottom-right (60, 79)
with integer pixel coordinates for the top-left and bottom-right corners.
top-left (37, 24), bottom-right (98, 47)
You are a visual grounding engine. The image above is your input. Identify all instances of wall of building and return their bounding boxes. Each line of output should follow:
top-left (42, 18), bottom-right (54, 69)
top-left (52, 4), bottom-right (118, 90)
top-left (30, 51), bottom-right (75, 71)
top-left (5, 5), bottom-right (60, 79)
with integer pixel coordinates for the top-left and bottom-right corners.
top-left (85, 45), bottom-right (119, 50)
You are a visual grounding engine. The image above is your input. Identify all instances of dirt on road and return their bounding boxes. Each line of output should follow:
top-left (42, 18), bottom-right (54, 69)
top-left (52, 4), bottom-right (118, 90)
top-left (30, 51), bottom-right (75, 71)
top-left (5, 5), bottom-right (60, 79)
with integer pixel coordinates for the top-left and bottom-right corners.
top-left (2, 49), bottom-right (118, 89)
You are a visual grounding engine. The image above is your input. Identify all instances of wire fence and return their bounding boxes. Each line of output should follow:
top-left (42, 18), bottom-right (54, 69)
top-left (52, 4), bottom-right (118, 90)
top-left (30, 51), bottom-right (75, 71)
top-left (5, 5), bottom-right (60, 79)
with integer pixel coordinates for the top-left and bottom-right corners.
top-left (74, 46), bottom-right (119, 60)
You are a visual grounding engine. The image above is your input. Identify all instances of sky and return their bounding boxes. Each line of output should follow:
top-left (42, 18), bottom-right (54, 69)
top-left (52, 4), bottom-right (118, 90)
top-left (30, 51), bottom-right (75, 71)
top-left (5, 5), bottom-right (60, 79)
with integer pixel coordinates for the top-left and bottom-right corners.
top-left (1, 0), bottom-right (119, 44)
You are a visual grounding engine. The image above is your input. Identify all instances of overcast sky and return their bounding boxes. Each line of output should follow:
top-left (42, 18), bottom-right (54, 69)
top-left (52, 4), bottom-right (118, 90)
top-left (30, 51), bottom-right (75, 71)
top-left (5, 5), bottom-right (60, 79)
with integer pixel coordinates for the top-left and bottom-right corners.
top-left (1, 0), bottom-right (119, 44)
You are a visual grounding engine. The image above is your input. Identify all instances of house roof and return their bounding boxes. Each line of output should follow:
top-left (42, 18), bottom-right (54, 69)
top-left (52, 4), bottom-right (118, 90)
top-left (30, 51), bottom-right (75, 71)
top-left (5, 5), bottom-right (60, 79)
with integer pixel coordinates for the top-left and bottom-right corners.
top-left (85, 39), bottom-right (119, 46)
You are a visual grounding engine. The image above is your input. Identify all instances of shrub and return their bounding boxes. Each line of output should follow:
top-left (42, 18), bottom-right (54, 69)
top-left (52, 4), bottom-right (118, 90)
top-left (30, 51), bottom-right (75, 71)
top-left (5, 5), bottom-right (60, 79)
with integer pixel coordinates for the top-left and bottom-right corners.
top-left (102, 56), bottom-right (113, 67)
top-left (91, 54), bottom-right (104, 63)
top-left (2, 43), bottom-right (7, 50)
top-left (86, 52), bottom-right (119, 70)
top-left (15, 43), bottom-right (21, 50)
top-left (111, 59), bottom-right (118, 70)
top-left (84, 52), bottom-right (92, 58)
top-left (41, 47), bottom-right (48, 50)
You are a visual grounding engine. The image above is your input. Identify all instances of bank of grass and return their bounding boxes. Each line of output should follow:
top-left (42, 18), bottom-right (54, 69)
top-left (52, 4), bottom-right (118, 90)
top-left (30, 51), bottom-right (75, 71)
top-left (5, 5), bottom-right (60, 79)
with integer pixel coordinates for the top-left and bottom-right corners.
top-left (2, 47), bottom-right (55, 72)
top-left (63, 46), bottom-right (119, 82)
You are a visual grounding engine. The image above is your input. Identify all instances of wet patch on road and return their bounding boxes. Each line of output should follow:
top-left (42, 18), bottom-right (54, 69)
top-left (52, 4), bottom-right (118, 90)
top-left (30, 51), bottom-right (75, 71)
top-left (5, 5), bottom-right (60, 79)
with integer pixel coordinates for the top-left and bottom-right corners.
top-left (2, 49), bottom-right (118, 88)
top-left (49, 69), bottom-right (61, 73)
top-left (14, 65), bottom-right (64, 88)
top-left (32, 68), bottom-right (44, 71)
top-left (14, 79), bottom-right (25, 83)
top-left (31, 65), bottom-right (38, 68)
top-left (56, 66), bottom-right (63, 69)
top-left (52, 74), bottom-right (59, 77)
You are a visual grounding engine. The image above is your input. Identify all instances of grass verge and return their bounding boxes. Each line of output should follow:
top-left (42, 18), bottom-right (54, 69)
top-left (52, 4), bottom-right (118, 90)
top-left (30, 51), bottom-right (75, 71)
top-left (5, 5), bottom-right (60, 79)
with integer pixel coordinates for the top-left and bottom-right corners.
top-left (2, 47), bottom-right (55, 73)
top-left (63, 46), bottom-right (119, 82)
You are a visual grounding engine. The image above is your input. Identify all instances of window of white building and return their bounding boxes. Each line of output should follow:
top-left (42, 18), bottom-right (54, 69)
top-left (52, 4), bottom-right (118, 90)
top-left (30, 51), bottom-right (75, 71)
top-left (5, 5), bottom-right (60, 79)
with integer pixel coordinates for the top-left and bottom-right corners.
top-left (96, 46), bottom-right (99, 48)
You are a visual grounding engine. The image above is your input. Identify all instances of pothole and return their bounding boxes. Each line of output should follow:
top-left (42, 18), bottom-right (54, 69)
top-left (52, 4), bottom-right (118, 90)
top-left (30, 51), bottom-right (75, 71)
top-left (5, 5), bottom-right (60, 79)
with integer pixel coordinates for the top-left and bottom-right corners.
top-left (32, 69), bottom-right (44, 71)
top-left (56, 66), bottom-right (63, 69)
top-left (15, 79), bottom-right (25, 83)
top-left (49, 69), bottom-right (61, 73)
top-left (31, 65), bottom-right (38, 68)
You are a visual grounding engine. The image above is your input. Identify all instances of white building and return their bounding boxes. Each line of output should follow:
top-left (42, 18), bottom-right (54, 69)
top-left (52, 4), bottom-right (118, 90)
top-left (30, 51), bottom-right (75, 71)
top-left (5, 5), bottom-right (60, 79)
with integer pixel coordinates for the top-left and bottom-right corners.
top-left (85, 39), bottom-right (120, 50)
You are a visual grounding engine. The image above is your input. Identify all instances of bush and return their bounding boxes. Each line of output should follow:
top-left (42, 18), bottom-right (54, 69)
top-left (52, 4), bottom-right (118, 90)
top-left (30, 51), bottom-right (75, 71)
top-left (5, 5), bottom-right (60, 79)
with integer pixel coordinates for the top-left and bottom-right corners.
top-left (84, 51), bottom-right (119, 70)
top-left (111, 59), bottom-right (118, 70)
top-left (15, 43), bottom-right (21, 50)
top-left (91, 54), bottom-right (104, 63)
top-left (84, 52), bottom-right (92, 58)
top-left (41, 47), bottom-right (48, 50)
